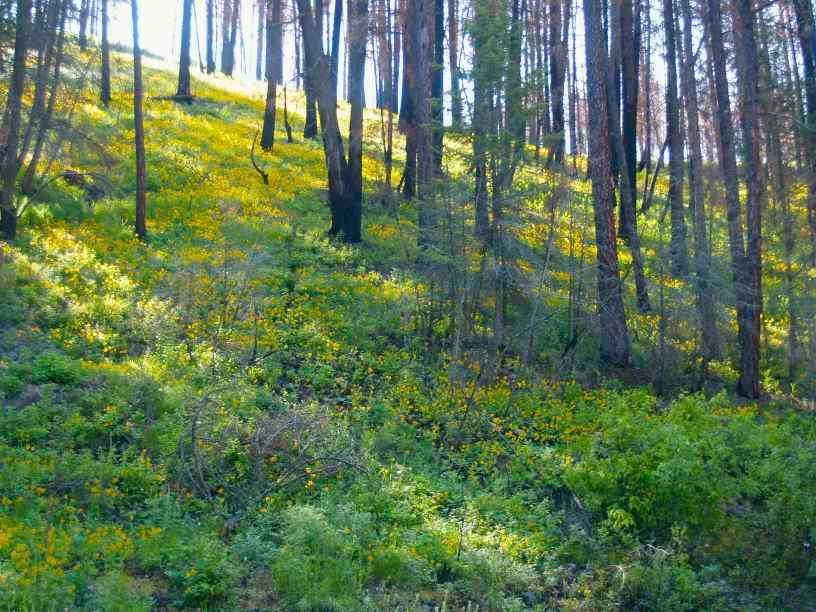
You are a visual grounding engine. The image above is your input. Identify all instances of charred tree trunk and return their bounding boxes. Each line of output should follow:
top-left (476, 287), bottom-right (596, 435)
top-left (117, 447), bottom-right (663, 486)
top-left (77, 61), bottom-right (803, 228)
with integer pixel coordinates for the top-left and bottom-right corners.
top-left (584, 0), bottom-right (631, 366)
top-left (295, 0), bottom-right (365, 242)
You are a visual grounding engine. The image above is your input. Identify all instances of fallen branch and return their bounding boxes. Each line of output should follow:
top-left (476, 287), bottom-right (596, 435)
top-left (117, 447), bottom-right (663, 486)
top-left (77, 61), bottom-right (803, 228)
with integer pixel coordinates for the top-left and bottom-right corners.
top-left (250, 129), bottom-right (269, 185)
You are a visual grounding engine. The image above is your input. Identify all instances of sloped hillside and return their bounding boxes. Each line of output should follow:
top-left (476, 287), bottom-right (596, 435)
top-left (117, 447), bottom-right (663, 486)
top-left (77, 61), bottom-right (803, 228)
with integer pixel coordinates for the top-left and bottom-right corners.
top-left (0, 56), bottom-right (814, 610)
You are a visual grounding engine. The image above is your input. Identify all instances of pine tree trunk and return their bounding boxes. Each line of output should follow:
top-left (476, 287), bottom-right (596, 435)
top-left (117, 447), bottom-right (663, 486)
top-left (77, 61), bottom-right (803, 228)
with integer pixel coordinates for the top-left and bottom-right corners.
top-left (21, 0), bottom-right (67, 196)
top-left (731, 0), bottom-right (762, 398)
top-left (414, 0), bottom-right (435, 244)
top-left (177, 0), bottom-right (194, 97)
top-left (101, 0), bottom-right (111, 104)
top-left (472, 0), bottom-right (489, 242)
top-left (261, 0), bottom-right (281, 150)
top-left (680, 0), bottom-right (720, 365)
top-left (430, 0), bottom-right (443, 172)
top-left (548, 0), bottom-right (569, 164)
top-left (584, 0), bottom-right (631, 366)
top-left (791, 0), bottom-right (816, 265)
top-left (399, 0), bottom-right (417, 199)
top-left (609, 0), bottom-right (649, 312)
top-left (18, 0), bottom-right (59, 168)
top-left (345, 0), bottom-right (367, 241)
top-left (448, 0), bottom-right (461, 128)
top-left (706, 0), bottom-right (755, 397)
top-left (302, 0), bottom-right (320, 138)
top-left (132, 0), bottom-right (148, 241)
top-left (0, 0), bottom-right (31, 240)
top-left (296, 0), bottom-right (364, 242)
top-left (79, 0), bottom-right (89, 50)
top-left (664, 0), bottom-right (688, 276)
top-left (617, 0), bottom-right (637, 238)
top-left (256, 0), bottom-right (265, 80)
top-left (206, 0), bottom-right (216, 73)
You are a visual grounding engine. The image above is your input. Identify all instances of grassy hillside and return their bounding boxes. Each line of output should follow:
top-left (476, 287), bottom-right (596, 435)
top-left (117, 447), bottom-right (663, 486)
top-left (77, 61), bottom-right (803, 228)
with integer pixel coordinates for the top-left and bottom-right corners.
top-left (0, 54), bottom-right (814, 610)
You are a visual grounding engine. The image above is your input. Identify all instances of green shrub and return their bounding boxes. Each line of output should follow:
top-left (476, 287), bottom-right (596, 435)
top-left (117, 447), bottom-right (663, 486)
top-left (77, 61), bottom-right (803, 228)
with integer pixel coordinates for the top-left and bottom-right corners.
top-left (31, 351), bottom-right (84, 385)
top-left (0, 372), bottom-right (24, 399)
top-left (272, 505), bottom-right (363, 611)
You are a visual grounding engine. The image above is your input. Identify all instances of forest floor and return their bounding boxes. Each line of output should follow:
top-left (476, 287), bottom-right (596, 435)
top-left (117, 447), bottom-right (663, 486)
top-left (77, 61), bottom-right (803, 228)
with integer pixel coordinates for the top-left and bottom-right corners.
top-left (0, 53), bottom-right (815, 610)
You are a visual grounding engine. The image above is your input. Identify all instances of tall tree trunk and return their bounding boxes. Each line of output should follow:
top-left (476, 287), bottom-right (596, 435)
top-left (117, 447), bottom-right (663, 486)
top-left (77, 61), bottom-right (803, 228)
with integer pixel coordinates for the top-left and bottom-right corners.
top-left (399, 0), bottom-right (417, 199)
top-left (221, 0), bottom-right (233, 74)
top-left (791, 0), bottom-right (816, 264)
top-left (610, 0), bottom-right (650, 311)
top-left (303, 0), bottom-right (321, 138)
top-left (448, 0), bottom-right (462, 128)
top-left (261, 0), bottom-right (282, 150)
top-left (548, 0), bottom-right (569, 164)
top-left (430, 0), bottom-right (443, 172)
top-left (664, 0), bottom-right (689, 276)
top-left (221, 0), bottom-right (239, 75)
top-left (206, 0), bottom-right (216, 73)
top-left (617, 0), bottom-right (638, 238)
top-left (79, 0), bottom-right (89, 50)
top-left (414, 0), bottom-right (435, 243)
top-left (706, 0), bottom-right (754, 397)
top-left (256, 0), bottom-right (265, 80)
top-left (639, 0), bottom-right (652, 170)
top-left (296, 0), bottom-right (364, 242)
top-left (132, 0), bottom-right (147, 241)
top-left (21, 0), bottom-right (66, 196)
top-left (18, 0), bottom-right (59, 167)
top-left (472, 0), bottom-right (490, 242)
top-left (331, 0), bottom-right (343, 94)
top-left (346, 0), bottom-right (367, 241)
top-left (177, 0), bottom-right (194, 97)
top-left (569, 0), bottom-right (578, 167)
top-left (680, 0), bottom-right (720, 365)
top-left (760, 26), bottom-right (800, 379)
top-left (730, 0), bottom-right (762, 398)
top-left (101, 0), bottom-right (111, 104)
top-left (0, 0), bottom-right (31, 240)
top-left (584, 0), bottom-right (631, 366)
top-left (507, 0), bottom-right (524, 146)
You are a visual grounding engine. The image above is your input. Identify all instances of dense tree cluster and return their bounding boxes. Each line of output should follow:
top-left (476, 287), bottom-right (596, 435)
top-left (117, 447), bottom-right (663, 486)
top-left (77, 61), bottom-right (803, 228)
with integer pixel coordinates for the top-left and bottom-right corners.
top-left (1, 0), bottom-right (815, 398)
